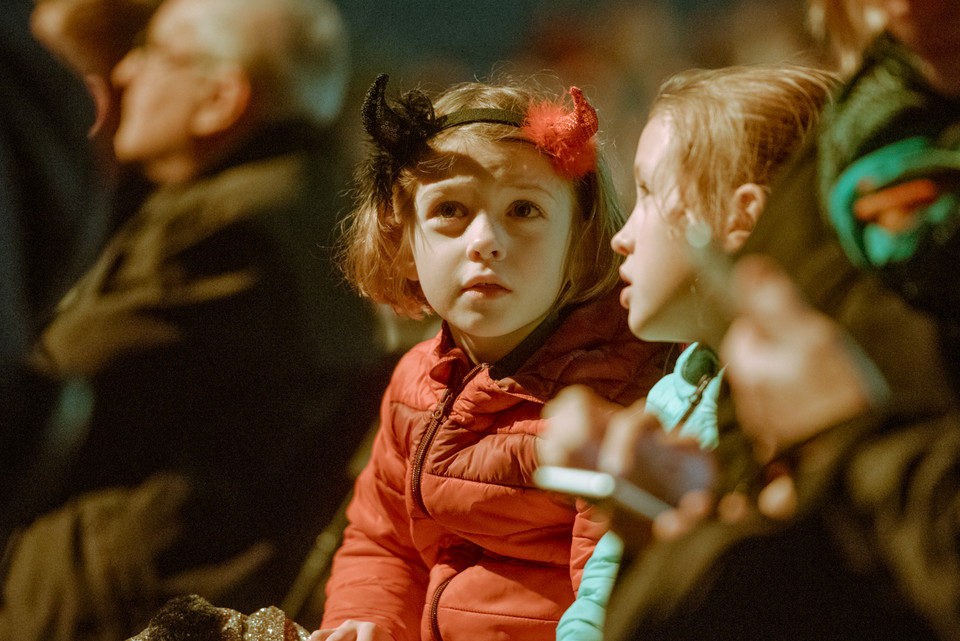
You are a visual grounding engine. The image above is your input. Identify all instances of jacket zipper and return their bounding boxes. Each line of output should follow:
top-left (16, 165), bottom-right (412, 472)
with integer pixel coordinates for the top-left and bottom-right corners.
top-left (429, 576), bottom-right (454, 641)
top-left (411, 362), bottom-right (484, 516)
top-left (673, 373), bottom-right (713, 431)
top-left (412, 362), bottom-right (485, 641)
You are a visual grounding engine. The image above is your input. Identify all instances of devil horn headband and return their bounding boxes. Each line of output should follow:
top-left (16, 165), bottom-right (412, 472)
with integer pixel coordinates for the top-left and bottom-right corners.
top-left (359, 74), bottom-right (599, 204)
top-left (521, 86), bottom-right (599, 178)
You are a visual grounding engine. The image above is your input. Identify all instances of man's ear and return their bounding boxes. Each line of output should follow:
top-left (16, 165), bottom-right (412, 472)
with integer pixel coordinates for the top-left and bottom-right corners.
top-left (190, 63), bottom-right (251, 137)
top-left (83, 74), bottom-right (114, 138)
top-left (722, 183), bottom-right (765, 252)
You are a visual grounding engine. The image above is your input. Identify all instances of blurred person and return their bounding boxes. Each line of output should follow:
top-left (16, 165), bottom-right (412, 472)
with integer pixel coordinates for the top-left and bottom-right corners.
top-left (0, 0), bottom-right (102, 534)
top-left (540, 63), bottom-right (838, 641)
top-left (313, 74), bottom-right (674, 641)
top-left (0, 0), bottom-right (389, 639)
top-left (30, 0), bottom-right (160, 169)
top-left (589, 1), bottom-right (960, 639)
top-left (30, 0), bottom-right (161, 236)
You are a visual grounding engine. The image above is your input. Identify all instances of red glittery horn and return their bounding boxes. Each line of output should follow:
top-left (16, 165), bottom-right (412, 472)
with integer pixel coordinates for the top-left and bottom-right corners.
top-left (521, 87), bottom-right (599, 179)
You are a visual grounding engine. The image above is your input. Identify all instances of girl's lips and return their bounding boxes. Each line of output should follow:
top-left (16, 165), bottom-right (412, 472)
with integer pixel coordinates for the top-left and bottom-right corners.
top-left (464, 283), bottom-right (509, 296)
top-left (462, 275), bottom-right (509, 291)
top-left (619, 285), bottom-right (631, 310)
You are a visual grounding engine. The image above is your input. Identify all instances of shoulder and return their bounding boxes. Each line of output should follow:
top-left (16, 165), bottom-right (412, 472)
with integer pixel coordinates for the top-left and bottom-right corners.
top-left (385, 332), bottom-right (445, 401)
top-left (148, 151), bottom-right (315, 237)
top-left (206, 153), bottom-right (311, 214)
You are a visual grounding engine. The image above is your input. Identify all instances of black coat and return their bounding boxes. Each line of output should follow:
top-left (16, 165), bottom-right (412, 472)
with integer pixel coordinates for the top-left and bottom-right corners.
top-left (1, 122), bottom-right (391, 639)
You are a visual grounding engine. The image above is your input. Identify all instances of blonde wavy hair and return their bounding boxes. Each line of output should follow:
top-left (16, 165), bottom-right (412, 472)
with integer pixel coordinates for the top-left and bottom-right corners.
top-left (338, 79), bottom-right (625, 319)
top-left (648, 63), bottom-right (841, 238)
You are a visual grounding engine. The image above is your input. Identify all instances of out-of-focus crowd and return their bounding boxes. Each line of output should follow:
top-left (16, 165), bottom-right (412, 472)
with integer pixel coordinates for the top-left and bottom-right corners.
top-left (4, 1), bottom-right (960, 641)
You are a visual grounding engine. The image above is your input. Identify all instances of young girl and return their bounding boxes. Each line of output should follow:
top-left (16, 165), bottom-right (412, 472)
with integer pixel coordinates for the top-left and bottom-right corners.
top-left (543, 63), bottom-right (839, 641)
top-left (313, 75), bottom-right (673, 641)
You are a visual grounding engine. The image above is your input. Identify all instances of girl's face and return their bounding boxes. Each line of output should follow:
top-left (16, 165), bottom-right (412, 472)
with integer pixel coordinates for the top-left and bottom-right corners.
top-left (408, 137), bottom-right (576, 364)
top-left (611, 114), bottom-right (701, 342)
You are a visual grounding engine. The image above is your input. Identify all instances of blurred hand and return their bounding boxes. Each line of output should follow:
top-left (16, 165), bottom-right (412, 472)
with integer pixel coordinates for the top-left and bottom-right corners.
top-left (309, 620), bottom-right (392, 641)
top-left (539, 384), bottom-right (624, 470)
top-left (650, 470), bottom-right (799, 541)
top-left (721, 255), bottom-right (876, 461)
top-left (600, 407), bottom-right (716, 507)
top-left (541, 385), bottom-right (715, 506)
top-left (541, 383), bottom-right (718, 551)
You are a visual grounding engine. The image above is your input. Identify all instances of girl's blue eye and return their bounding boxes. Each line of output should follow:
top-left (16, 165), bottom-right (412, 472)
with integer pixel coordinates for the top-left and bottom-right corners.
top-left (511, 200), bottom-right (542, 218)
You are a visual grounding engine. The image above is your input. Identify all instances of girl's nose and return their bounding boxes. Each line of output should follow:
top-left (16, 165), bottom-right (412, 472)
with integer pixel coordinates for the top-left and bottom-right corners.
top-left (611, 226), bottom-right (631, 255)
top-left (467, 214), bottom-right (504, 261)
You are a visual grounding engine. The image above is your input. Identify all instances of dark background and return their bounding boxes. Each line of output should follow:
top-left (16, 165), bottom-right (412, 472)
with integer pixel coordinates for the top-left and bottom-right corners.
top-left (334, 0), bottom-right (823, 197)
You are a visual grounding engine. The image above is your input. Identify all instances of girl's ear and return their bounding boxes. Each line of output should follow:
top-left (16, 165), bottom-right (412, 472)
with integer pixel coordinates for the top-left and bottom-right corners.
top-left (722, 183), bottom-right (765, 252)
top-left (191, 63), bottom-right (251, 137)
top-left (403, 256), bottom-right (419, 282)
top-left (398, 243), bottom-right (419, 282)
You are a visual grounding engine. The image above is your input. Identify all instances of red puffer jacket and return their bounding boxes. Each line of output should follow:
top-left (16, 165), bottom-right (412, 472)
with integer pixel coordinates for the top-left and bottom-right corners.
top-left (320, 290), bottom-right (674, 641)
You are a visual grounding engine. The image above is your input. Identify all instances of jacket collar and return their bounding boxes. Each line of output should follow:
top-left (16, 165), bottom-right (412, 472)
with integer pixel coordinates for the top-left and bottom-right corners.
top-left (429, 308), bottom-right (566, 385)
top-left (427, 287), bottom-right (660, 405)
top-left (201, 119), bottom-right (329, 179)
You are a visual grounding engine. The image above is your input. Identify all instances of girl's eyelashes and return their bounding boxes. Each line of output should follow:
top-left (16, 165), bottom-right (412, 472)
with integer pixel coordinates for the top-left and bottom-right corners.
top-left (510, 200), bottom-right (544, 219)
top-left (425, 199), bottom-right (546, 221)
top-left (433, 201), bottom-right (467, 219)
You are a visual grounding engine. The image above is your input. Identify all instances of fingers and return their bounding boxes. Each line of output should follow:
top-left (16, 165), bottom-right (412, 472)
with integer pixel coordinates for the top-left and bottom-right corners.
top-left (596, 403), bottom-right (653, 476)
top-left (651, 490), bottom-right (714, 541)
top-left (757, 474), bottom-right (798, 520)
top-left (132, 472), bottom-right (191, 522)
top-left (540, 385), bottom-right (620, 469)
top-left (311, 621), bottom-right (389, 641)
top-left (112, 473), bottom-right (191, 557)
top-left (716, 491), bottom-right (750, 523)
top-left (649, 468), bottom-right (798, 542)
top-left (722, 254), bottom-right (876, 456)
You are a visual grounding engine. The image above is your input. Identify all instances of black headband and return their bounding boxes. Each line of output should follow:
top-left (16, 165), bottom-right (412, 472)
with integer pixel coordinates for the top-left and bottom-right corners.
top-left (358, 73), bottom-right (599, 207)
top-left (436, 108), bottom-right (525, 130)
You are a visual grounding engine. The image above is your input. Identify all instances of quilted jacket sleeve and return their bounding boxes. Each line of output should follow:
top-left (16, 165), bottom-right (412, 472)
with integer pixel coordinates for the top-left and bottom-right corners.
top-left (568, 501), bottom-right (609, 593)
top-left (320, 383), bottom-right (428, 641)
top-left (557, 531), bottom-right (624, 641)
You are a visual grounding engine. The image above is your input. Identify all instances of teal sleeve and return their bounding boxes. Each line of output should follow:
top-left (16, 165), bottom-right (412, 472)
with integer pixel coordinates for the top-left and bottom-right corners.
top-left (556, 531), bottom-right (624, 641)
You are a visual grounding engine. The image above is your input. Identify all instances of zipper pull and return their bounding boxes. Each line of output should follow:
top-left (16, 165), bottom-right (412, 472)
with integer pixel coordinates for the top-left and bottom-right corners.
top-left (431, 388), bottom-right (453, 420)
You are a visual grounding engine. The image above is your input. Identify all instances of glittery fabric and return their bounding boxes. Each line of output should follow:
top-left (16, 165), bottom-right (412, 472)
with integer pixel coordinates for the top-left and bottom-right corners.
top-left (127, 595), bottom-right (311, 641)
top-left (237, 606), bottom-right (310, 641)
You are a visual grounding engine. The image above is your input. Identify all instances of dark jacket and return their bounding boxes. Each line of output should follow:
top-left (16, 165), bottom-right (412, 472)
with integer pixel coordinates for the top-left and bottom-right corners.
top-left (1, 122), bottom-right (390, 640)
